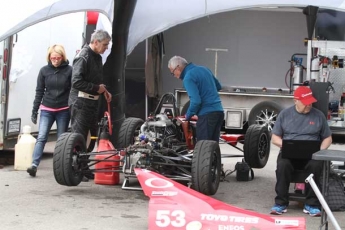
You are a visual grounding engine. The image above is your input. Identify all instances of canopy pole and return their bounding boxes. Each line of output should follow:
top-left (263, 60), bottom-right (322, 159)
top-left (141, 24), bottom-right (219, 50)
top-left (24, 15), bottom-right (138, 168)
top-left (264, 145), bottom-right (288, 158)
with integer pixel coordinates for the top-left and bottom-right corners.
top-left (103, 0), bottom-right (137, 147)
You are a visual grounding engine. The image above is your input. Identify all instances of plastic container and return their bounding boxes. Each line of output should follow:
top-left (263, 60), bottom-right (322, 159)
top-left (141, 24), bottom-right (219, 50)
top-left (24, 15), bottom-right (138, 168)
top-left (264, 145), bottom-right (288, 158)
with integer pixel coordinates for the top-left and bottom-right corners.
top-left (94, 139), bottom-right (120, 185)
top-left (14, 125), bottom-right (36, 170)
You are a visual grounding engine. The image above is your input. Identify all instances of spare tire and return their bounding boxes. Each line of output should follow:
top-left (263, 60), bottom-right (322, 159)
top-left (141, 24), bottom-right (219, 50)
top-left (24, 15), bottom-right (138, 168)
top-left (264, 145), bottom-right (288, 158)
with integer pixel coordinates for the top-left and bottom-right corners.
top-left (243, 124), bottom-right (270, 169)
top-left (248, 101), bottom-right (283, 132)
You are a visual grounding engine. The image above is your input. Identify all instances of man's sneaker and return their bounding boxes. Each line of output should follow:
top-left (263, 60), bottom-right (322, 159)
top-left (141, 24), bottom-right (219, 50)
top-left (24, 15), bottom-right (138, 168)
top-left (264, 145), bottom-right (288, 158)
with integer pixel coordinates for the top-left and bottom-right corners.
top-left (27, 166), bottom-right (37, 177)
top-left (270, 204), bottom-right (288, 215)
top-left (303, 204), bottom-right (321, 217)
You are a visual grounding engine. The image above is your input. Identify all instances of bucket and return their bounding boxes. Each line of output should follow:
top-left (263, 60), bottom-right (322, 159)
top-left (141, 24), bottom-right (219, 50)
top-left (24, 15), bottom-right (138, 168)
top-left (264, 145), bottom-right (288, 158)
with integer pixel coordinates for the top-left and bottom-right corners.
top-left (94, 139), bottom-right (120, 185)
top-left (14, 125), bottom-right (36, 170)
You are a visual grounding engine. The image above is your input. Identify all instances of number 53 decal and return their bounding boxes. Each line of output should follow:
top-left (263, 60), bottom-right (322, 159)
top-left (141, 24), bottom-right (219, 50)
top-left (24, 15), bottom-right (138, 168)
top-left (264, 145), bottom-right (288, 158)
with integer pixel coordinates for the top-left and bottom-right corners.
top-left (156, 210), bottom-right (186, 228)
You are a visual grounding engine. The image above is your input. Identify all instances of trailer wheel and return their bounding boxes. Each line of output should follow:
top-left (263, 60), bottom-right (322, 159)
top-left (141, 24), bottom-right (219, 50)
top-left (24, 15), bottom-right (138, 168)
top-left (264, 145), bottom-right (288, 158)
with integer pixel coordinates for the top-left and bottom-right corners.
top-left (181, 101), bottom-right (190, 115)
top-left (248, 101), bottom-right (283, 132)
top-left (243, 124), bottom-right (270, 169)
top-left (117, 117), bottom-right (144, 148)
top-left (53, 132), bottom-right (85, 186)
top-left (191, 140), bottom-right (221, 195)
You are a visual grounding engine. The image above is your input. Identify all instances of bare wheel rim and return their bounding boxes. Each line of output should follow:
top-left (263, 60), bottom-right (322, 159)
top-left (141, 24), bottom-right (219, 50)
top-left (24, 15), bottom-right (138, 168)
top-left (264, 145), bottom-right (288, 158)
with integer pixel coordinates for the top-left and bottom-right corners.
top-left (255, 109), bottom-right (278, 131)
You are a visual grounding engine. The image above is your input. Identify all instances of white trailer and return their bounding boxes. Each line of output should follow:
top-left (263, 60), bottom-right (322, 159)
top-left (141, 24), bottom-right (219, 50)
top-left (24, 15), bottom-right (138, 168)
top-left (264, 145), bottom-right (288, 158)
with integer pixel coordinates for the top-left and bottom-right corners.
top-left (175, 88), bottom-right (294, 133)
top-left (0, 12), bottom-right (84, 150)
top-left (162, 8), bottom-right (345, 135)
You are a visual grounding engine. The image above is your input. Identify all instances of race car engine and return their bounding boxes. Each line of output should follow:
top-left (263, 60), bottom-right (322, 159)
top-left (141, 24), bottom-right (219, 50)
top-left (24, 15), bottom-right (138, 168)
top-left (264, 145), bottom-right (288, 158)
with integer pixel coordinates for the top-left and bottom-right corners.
top-left (137, 114), bottom-right (184, 149)
top-left (124, 114), bottom-right (191, 176)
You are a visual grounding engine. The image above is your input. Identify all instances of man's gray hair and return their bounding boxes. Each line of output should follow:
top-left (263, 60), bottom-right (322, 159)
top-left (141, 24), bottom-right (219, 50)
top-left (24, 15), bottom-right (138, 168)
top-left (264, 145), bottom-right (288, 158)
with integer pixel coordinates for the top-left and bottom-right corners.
top-left (168, 56), bottom-right (188, 69)
top-left (90, 29), bottom-right (111, 43)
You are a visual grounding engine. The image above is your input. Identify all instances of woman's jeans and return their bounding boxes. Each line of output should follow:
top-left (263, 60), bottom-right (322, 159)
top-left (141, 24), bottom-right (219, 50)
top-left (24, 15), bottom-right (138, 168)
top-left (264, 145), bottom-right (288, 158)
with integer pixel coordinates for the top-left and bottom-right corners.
top-left (32, 109), bottom-right (70, 167)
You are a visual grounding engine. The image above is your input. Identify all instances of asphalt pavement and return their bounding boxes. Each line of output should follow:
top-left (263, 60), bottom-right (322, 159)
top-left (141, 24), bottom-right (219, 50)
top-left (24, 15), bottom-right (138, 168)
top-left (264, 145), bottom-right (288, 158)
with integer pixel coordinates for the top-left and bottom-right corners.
top-left (0, 141), bottom-right (344, 230)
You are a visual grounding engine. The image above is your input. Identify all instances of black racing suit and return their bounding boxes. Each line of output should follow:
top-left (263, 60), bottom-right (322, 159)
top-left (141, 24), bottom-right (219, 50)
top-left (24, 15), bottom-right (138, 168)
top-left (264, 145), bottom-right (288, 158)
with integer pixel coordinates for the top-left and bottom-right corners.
top-left (68, 45), bottom-right (103, 150)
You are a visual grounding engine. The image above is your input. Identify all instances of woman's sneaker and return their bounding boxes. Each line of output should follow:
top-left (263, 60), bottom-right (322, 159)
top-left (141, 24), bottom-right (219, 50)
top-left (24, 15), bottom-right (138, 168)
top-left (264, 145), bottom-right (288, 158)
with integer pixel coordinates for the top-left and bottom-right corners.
top-left (27, 166), bottom-right (37, 177)
top-left (270, 204), bottom-right (288, 215)
top-left (303, 204), bottom-right (321, 217)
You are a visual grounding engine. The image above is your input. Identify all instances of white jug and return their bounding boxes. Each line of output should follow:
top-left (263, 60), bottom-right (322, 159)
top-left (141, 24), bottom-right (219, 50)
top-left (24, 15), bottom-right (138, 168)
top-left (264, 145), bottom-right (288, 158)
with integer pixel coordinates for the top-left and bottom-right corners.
top-left (14, 125), bottom-right (36, 170)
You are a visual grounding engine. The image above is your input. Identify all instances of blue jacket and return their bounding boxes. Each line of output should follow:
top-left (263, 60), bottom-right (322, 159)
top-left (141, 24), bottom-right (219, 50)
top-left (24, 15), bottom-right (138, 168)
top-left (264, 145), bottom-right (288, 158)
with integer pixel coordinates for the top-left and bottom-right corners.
top-left (180, 63), bottom-right (223, 119)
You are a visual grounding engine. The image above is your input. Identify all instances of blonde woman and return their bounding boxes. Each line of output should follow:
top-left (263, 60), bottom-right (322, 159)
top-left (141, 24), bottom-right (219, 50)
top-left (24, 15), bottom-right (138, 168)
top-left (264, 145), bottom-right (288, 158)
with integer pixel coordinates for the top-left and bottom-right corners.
top-left (27, 45), bottom-right (72, 177)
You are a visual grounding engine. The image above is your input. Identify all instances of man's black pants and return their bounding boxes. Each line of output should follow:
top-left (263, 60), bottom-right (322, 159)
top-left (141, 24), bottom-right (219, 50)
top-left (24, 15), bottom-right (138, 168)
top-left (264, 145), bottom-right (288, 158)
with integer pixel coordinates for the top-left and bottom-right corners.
top-left (275, 152), bottom-right (323, 206)
top-left (70, 98), bottom-right (99, 151)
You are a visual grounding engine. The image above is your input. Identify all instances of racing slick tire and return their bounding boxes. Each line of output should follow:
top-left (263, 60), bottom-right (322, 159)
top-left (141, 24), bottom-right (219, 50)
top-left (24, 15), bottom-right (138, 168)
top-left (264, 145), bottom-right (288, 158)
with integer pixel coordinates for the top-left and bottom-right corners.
top-left (248, 101), bottom-right (283, 132)
top-left (53, 132), bottom-right (86, 186)
top-left (243, 124), bottom-right (270, 169)
top-left (117, 117), bottom-right (144, 148)
top-left (191, 140), bottom-right (221, 195)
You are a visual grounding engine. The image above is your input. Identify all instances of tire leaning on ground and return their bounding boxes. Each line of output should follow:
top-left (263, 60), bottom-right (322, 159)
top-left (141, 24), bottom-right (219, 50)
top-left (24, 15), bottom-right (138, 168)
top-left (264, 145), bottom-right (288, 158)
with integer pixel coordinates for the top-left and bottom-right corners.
top-left (116, 117), bottom-right (144, 148)
top-left (243, 124), bottom-right (270, 169)
top-left (191, 140), bottom-right (221, 195)
top-left (53, 132), bottom-right (85, 186)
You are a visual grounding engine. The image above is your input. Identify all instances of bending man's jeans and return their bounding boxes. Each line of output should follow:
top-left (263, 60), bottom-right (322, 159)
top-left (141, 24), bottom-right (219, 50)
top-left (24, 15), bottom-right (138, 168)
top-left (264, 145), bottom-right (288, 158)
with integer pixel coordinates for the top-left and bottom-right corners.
top-left (32, 109), bottom-right (70, 167)
top-left (196, 111), bottom-right (224, 142)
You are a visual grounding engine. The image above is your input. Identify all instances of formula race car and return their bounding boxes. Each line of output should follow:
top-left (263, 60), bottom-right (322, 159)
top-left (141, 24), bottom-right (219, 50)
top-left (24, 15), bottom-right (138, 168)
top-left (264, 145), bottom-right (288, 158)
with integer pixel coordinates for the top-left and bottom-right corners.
top-left (136, 168), bottom-right (306, 230)
top-left (53, 93), bottom-right (270, 196)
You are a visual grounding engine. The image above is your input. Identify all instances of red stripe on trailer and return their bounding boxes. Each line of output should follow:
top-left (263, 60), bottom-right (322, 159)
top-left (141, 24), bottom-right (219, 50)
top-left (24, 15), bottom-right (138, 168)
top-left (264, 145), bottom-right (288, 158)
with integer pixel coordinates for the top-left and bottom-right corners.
top-left (87, 11), bottom-right (99, 25)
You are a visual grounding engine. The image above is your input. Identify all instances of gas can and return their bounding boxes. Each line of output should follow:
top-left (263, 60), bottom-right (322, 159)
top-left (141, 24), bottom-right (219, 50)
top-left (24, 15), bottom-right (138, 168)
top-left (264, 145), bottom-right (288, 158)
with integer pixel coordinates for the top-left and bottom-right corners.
top-left (94, 139), bottom-right (120, 185)
top-left (14, 125), bottom-right (36, 170)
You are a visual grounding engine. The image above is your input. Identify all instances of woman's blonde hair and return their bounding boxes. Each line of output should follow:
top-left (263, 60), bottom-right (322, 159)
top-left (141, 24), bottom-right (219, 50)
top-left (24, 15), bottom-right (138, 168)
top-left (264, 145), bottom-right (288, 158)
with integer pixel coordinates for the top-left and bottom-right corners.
top-left (46, 44), bottom-right (67, 62)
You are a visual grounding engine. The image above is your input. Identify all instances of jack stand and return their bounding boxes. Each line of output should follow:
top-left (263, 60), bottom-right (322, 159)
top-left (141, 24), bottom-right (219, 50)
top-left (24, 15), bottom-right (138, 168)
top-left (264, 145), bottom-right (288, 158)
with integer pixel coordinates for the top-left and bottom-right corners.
top-left (305, 174), bottom-right (341, 230)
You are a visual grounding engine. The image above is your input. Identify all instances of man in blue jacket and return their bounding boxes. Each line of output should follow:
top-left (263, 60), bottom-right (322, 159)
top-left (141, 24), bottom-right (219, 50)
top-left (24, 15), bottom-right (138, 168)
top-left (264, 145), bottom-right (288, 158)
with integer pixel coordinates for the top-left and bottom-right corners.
top-left (168, 56), bottom-right (224, 142)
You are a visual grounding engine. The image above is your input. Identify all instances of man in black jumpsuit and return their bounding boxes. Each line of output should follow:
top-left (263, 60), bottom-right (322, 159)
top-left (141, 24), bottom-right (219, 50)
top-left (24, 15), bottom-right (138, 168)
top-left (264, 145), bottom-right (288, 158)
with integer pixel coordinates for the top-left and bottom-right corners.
top-left (69, 29), bottom-right (112, 179)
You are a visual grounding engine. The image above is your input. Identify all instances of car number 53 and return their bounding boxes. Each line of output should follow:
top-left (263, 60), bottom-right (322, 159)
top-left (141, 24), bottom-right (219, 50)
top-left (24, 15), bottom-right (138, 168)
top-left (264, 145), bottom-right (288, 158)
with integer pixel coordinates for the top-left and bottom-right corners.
top-left (156, 210), bottom-right (186, 228)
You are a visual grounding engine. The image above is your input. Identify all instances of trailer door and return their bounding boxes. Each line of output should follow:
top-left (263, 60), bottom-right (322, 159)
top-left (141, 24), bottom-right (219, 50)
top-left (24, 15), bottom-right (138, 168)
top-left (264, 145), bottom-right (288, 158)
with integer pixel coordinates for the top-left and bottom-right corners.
top-left (0, 40), bottom-right (3, 148)
top-left (0, 37), bottom-right (19, 150)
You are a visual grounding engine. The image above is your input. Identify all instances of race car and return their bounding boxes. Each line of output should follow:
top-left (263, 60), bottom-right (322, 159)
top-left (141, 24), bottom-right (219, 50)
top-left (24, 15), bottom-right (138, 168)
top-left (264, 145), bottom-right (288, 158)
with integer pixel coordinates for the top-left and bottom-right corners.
top-left (135, 168), bottom-right (306, 230)
top-left (53, 93), bottom-right (271, 196)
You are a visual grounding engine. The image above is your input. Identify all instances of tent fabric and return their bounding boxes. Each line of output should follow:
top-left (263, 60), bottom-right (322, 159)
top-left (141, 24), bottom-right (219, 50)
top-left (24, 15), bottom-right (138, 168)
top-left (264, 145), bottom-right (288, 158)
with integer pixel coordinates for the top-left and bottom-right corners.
top-left (2, 0), bottom-right (345, 54)
top-left (0, 0), bottom-right (113, 42)
top-left (0, 0), bottom-right (59, 37)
